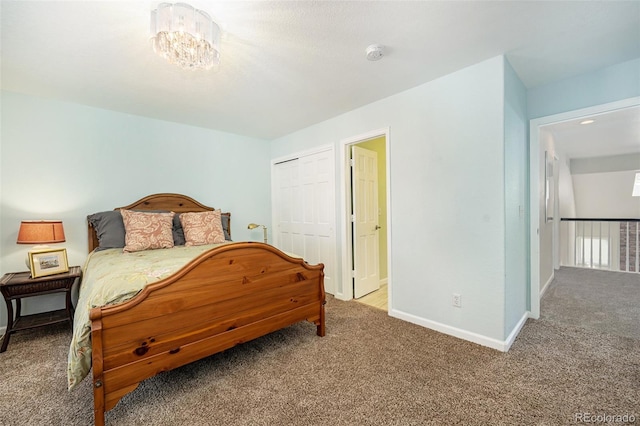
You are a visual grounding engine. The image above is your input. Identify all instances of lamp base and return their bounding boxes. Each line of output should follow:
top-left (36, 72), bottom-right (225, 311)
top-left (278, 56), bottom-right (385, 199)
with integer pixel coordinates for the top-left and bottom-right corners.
top-left (25, 245), bottom-right (50, 270)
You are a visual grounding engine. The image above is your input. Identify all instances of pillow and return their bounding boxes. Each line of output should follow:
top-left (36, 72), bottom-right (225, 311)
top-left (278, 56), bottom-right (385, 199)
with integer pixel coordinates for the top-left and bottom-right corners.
top-left (121, 210), bottom-right (175, 253)
top-left (221, 213), bottom-right (231, 241)
top-left (87, 211), bottom-right (125, 251)
top-left (173, 212), bottom-right (231, 242)
top-left (88, 209), bottom-right (229, 249)
top-left (88, 210), bottom-right (182, 249)
top-left (132, 210), bottom-right (186, 246)
top-left (175, 212), bottom-right (230, 242)
top-left (173, 214), bottom-right (186, 245)
top-left (180, 210), bottom-right (225, 246)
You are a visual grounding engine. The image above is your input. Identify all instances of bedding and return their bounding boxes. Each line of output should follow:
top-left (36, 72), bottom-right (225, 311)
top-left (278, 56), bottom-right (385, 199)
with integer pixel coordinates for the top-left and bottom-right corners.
top-left (67, 242), bottom-right (231, 390)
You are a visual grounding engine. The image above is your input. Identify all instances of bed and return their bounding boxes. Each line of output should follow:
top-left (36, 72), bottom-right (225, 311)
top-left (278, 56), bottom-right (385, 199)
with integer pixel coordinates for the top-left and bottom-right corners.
top-left (70, 193), bottom-right (325, 426)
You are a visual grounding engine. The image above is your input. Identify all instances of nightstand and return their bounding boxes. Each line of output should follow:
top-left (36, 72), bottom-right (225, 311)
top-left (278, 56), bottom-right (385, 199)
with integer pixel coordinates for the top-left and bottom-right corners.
top-left (0, 266), bottom-right (82, 353)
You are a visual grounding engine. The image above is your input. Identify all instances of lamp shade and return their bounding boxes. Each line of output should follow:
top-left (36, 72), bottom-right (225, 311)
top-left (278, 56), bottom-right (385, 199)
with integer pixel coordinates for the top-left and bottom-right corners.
top-left (17, 220), bottom-right (66, 244)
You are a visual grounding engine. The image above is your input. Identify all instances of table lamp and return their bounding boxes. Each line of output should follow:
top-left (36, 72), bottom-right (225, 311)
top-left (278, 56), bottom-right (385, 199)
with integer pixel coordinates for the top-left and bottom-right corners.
top-left (247, 223), bottom-right (268, 244)
top-left (17, 220), bottom-right (66, 271)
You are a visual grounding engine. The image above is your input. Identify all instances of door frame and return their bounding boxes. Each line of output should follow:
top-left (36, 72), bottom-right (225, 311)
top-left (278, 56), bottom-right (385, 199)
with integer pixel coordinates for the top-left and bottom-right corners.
top-left (339, 127), bottom-right (391, 305)
top-left (528, 96), bottom-right (640, 319)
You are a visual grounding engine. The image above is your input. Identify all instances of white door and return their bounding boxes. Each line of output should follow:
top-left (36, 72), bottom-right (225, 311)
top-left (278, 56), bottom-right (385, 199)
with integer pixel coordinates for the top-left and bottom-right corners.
top-left (274, 158), bottom-right (301, 252)
top-left (273, 149), bottom-right (336, 295)
top-left (352, 146), bottom-right (380, 298)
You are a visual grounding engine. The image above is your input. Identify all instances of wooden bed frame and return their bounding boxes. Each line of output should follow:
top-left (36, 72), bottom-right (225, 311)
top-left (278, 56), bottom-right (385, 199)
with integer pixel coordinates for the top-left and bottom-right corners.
top-left (87, 194), bottom-right (325, 426)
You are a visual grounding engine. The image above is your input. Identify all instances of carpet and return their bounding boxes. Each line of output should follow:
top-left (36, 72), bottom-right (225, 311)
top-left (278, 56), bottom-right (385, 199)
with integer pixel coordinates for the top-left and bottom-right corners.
top-left (0, 267), bottom-right (638, 425)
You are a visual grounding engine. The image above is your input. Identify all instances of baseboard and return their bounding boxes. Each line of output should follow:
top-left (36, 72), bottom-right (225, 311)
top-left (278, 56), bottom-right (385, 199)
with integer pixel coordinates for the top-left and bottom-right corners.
top-left (540, 270), bottom-right (555, 298)
top-left (388, 308), bottom-right (514, 352)
top-left (0, 326), bottom-right (5, 337)
top-left (333, 277), bottom-right (388, 302)
top-left (504, 312), bottom-right (529, 351)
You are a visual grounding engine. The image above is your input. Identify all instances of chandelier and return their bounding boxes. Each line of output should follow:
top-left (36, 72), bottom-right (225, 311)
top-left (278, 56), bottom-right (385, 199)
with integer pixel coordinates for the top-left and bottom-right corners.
top-left (150, 3), bottom-right (221, 70)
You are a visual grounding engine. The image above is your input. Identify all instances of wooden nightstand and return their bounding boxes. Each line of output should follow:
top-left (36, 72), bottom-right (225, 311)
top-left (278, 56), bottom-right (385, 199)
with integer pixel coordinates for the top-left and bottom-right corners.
top-left (0, 266), bottom-right (82, 353)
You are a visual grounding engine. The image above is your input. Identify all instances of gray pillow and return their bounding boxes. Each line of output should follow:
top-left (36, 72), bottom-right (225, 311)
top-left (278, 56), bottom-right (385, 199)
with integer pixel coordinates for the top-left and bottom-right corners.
top-left (221, 213), bottom-right (231, 241)
top-left (172, 214), bottom-right (186, 245)
top-left (87, 211), bottom-right (125, 250)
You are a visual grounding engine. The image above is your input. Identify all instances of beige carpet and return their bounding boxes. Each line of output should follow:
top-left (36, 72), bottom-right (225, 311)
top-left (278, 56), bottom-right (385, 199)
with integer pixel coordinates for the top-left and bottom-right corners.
top-left (0, 267), bottom-right (638, 425)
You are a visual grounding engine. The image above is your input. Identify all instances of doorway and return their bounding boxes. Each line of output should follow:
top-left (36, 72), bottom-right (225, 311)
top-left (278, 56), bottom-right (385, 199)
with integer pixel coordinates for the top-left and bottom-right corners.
top-left (528, 97), bottom-right (640, 319)
top-left (340, 128), bottom-right (390, 310)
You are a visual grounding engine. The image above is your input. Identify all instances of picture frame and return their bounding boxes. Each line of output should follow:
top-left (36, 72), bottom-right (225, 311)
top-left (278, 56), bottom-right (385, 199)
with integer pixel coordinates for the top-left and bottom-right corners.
top-left (28, 248), bottom-right (69, 278)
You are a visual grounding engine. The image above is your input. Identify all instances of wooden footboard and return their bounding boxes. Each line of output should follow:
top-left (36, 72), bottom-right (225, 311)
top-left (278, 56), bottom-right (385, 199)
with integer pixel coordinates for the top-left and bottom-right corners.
top-left (90, 242), bottom-right (325, 426)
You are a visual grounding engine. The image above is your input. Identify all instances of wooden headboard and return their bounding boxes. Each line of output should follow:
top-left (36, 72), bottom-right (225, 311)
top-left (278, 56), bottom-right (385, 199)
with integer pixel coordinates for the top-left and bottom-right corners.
top-left (88, 193), bottom-right (231, 252)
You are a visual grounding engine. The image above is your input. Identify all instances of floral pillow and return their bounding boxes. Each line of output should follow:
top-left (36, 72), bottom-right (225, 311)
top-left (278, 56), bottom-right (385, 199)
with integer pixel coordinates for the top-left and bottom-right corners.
top-left (180, 210), bottom-right (225, 246)
top-left (121, 209), bottom-right (175, 253)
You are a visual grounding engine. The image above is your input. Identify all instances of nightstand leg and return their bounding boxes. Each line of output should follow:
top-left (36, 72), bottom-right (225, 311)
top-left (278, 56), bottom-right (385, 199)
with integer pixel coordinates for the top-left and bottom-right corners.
top-left (65, 287), bottom-right (75, 330)
top-left (1, 299), bottom-right (14, 353)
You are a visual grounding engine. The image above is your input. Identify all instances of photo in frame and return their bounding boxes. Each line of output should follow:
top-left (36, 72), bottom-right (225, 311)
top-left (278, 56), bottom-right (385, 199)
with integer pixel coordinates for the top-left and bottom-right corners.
top-left (28, 248), bottom-right (69, 278)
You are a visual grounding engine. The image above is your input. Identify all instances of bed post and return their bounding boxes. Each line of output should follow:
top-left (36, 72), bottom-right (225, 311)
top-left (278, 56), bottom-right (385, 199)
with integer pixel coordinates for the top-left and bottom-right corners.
top-left (316, 271), bottom-right (326, 337)
top-left (317, 301), bottom-right (326, 337)
top-left (91, 315), bottom-right (106, 426)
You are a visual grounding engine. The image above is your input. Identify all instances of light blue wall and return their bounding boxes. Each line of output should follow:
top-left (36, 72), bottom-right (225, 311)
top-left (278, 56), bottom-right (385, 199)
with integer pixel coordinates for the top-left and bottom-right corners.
top-left (528, 58), bottom-right (640, 119)
top-left (0, 91), bottom-right (271, 327)
top-left (2, 55), bottom-right (636, 345)
top-left (273, 56), bottom-right (510, 344)
top-left (503, 58), bottom-right (529, 336)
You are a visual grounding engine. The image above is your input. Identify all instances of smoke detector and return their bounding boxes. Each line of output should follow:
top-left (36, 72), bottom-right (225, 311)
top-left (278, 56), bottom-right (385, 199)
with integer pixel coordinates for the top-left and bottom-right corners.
top-left (365, 44), bottom-right (385, 61)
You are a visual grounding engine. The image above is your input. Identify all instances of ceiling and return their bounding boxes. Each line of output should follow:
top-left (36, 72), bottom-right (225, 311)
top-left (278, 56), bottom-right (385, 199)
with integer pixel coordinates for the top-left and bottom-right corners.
top-left (1, 1), bottom-right (639, 142)
top-left (546, 106), bottom-right (640, 160)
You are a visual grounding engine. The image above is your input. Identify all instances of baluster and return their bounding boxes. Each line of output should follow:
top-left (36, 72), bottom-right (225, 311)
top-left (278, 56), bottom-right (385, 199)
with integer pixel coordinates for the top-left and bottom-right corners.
top-left (598, 221), bottom-right (602, 268)
top-left (589, 222), bottom-right (593, 268)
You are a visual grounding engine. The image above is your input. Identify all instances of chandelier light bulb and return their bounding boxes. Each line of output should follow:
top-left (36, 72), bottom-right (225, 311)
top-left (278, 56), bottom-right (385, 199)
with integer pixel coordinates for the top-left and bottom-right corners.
top-left (150, 3), bottom-right (221, 71)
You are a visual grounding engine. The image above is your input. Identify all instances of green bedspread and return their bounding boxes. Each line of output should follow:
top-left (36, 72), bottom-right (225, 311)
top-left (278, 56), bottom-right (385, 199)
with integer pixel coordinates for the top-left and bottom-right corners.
top-left (67, 243), bottom-right (231, 391)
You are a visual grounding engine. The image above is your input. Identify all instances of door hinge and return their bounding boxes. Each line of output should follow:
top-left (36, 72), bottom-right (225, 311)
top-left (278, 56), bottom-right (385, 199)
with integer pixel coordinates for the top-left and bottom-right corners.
top-left (351, 269), bottom-right (356, 278)
top-left (351, 214), bottom-right (355, 222)
top-left (350, 159), bottom-right (355, 167)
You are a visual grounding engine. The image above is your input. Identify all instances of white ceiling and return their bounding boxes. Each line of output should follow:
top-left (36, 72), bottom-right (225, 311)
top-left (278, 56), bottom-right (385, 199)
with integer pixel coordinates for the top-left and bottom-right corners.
top-left (1, 1), bottom-right (639, 142)
top-left (547, 106), bottom-right (640, 160)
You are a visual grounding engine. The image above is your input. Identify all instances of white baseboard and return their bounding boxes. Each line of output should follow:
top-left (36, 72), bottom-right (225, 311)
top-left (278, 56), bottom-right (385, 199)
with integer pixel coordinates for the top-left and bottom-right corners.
top-left (504, 312), bottom-right (529, 351)
top-left (333, 277), bottom-right (389, 301)
top-left (540, 271), bottom-right (555, 298)
top-left (0, 326), bottom-right (5, 337)
top-left (388, 308), bottom-right (517, 352)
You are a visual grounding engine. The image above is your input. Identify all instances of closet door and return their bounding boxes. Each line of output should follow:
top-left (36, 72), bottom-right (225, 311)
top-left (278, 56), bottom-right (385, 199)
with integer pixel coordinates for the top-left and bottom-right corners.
top-left (273, 148), bottom-right (336, 294)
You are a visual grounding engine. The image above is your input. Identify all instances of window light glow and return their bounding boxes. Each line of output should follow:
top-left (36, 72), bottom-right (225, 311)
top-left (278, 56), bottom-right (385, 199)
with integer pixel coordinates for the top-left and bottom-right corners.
top-left (633, 172), bottom-right (640, 197)
top-left (580, 119), bottom-right (595, 125)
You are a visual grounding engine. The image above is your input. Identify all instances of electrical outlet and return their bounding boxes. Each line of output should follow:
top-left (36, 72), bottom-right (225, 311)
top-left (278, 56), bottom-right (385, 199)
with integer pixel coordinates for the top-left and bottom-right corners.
top-left (452, 293), bottom-right (462, 308)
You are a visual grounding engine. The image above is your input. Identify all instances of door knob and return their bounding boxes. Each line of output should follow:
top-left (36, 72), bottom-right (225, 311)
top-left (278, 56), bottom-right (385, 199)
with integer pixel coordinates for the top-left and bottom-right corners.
top-left (375, 225), bottom-right (381, 230)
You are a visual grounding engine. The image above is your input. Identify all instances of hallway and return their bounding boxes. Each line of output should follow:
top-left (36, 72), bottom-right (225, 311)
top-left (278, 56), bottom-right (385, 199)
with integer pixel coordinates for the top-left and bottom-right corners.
top-left (541, 267), bottom-right (639, 340)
